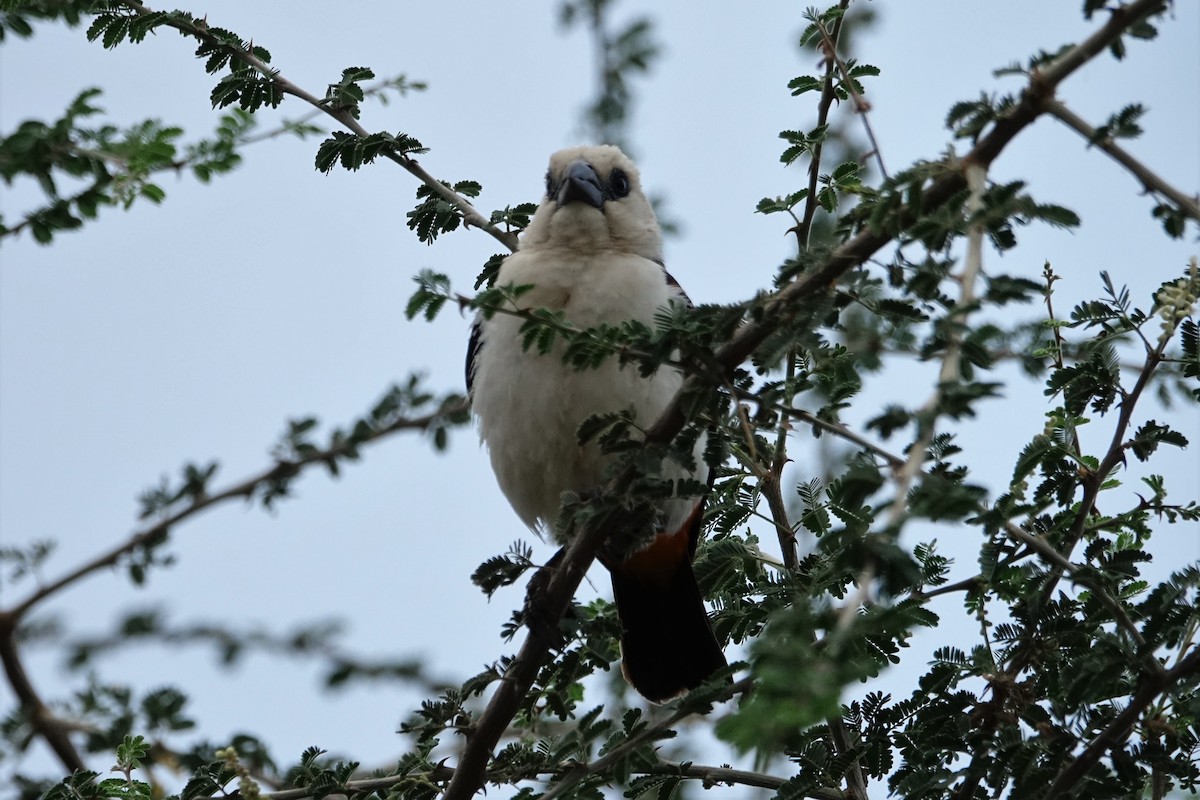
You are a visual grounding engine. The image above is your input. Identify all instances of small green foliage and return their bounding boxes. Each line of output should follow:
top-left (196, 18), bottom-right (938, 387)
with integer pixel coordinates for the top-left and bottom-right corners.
top-left (866, 405), bottom-right (911, 440)
top-left (324, 66), bottom-right (375, 118)
top-left (1091, 102), bottom-right (1146, 143)
top-left (474, 253), bottom-right (506, 290)
top-left (489, 202), bottom-right (539, 233)
top-left (86, 11), bottom-right (170, 49)
top-left (778, 124), bottom-right (829, 166)
top-left (788, 74), bottom-right (822, 96)
top-left (1127, 420), bottom-right (1188, 462)
top-left (798, 4), bottom-right (845, 48)
top-left (471, 540), bottom-right (535, 598)
top-left (115, 734), bottom-right (148, 773)
top-left (137, 461), bottom-right (219, 519)
top-left (0, 88), bottom-right (270, 244)
top-left (287, 746), bottom-right (359, 800)
top-left (405, 269), bottom-right (452, 321)
top-left (405, 179), bottom-right (479, 244)
top-left (946, 93), bottom-right (1009, 142)
top-left (0, 539), bottom-right (56, 584)
top-left (756, 190), bottom-right (808, 214)
top-left (315, 130), bottom-right (427, 173)
top-left (209, 66), bottom-right (283, 112)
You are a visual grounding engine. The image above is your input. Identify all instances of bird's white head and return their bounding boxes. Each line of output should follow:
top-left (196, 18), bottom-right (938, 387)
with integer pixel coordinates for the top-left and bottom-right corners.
top-left (520, 145), bottom-right (663, 263)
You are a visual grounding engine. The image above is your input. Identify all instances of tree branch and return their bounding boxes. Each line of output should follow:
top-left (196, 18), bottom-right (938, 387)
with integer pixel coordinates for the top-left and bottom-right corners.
top-left (794, 0), bottom-right (852, 249)
top-left (538, 679), bottom-right (752, 800)
top-left (206, 755), bottom-right (843, 800)
top-left (882, 161), bottom-right (988, 529)
top-left (1, 399), bottom-right (466, 622)
top-left (814, 12), bottom-right (888, 179)
top-left (118, 0), bottom-right (519, 252)
top-left (0, 398), bottom-right (463, 774)
top-left (1042, 646), bottom-right (1200, 800)
top-left (1044, 97), bottom-right (1200, 223)
top-left (0, 619), bottom-right (85, 774)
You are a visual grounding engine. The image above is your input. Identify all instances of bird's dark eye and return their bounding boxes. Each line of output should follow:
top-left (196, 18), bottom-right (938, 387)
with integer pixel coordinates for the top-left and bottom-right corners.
top-left (609, 168), bottom-right (631, 198)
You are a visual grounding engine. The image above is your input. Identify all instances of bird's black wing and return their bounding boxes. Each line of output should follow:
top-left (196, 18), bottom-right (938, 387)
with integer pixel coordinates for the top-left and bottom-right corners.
top-left (465, 319), bottom-right (482, 397)
top-left (656, 260), bottom-right (694, 309)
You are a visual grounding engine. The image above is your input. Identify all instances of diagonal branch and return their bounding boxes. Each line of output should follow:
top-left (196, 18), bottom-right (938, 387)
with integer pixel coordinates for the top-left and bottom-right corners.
top-left (813, 13), bottom-right (888, 179)
top-left (794, 0), bottom-right (852, 250)
top-left (117, 0), bottom-right (518, 252)
top-left (539, 679), bottom-right (751, 800)
top-left (0, 620), bottom-right (85, 774)
top-left (1042, 646), bottom-right (1200, 800)
top-left (197, 757), bottom-right (830, 800)
top-left (1, 398), bottom-right (466, 622)
top-left (767, 0), bottom-right (851, 574)
top-left (1044, 97), bottom-right (1200, 223)
top-left (0, 397), bottom-right (464, 774)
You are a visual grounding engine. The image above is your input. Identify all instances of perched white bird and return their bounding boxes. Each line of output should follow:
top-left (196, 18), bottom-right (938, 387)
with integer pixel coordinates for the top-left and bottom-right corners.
top-left (467, 145), bottom-right (726, 702)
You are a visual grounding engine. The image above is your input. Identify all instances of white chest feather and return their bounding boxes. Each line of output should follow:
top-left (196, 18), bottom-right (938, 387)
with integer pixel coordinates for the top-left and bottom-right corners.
top-left (471, 249), bottom-right (697, 538)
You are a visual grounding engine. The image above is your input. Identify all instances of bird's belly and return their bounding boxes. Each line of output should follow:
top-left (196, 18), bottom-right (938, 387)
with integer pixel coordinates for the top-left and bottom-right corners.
top-left (473, 320), bottom-right (682, 539)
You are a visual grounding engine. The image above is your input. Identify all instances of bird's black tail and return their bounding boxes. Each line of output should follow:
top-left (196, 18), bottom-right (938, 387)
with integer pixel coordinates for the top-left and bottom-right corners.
top-left (609, 555), bottom-right (727, 703)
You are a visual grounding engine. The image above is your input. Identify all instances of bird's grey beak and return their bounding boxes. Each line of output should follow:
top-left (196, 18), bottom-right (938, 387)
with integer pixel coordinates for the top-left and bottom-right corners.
top-left (557, 160), bottom-right (605, 209)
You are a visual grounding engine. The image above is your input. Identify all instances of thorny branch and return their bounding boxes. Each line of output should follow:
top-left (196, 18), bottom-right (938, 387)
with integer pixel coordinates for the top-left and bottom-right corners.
top-left (202, 748), bottom-right (843, 800)
top-left (813, 13), bottom-right (888, 179)
top-left (1043, 646), bottom-right (1200, 800)
top-left (118, 0), bottom-right (519, 252)
top-left (0, 399), bottom-right (465, 775)
top-left (764, 0), bottom-right (852, 576)
top-left (1044, 97), bottom-right (1200, 224)
top-left (793, 0), bottom-right (852, 250)
top-left (538, 679), bottom-right (751, 800)
top-left (1, 399), bottom-right (466, 623)
top-left (3, 77), bottom-right (410, 244)
top-left (0, 619), bottom-right (85, 774)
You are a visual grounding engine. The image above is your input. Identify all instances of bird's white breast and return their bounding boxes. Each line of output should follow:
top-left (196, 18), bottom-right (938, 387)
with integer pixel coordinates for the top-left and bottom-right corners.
top-left (471, 249), bottom-right (699, 540)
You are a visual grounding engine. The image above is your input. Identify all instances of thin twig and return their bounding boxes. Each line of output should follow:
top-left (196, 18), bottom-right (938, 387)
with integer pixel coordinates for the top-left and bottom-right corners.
top-left (768, 0), bottom-right (852, 574)
top-left (205, 754), bottom-right (841, 800)
top-left (794, 0), bottom-right (852, 249)
top-left (813, 14), bottom-right (888, 179)
top-left (0, 398), bottom-right (463, 775)
top-left (764, 352), bottom-right (800, 570)
top-left (118, 0), bottom-right (519, 252)
top-left (884, 161), bottom-right (988, 528)
top-left (1014, 334), bottom-right (1167, 660)
top-left (539, 680), bottom-right (755, 800)
top-left (999, 520), bottom-right (1158, 671)
top-left (1, 399), bottom-right (466, 622)
top-left (1044, 97), bottom-right (1200, 223)
top-left (0, 622), bottom-right (85, 773)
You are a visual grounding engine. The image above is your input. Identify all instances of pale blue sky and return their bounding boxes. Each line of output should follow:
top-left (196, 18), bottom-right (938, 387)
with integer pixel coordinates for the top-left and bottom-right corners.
top-left (1, 2), bottom-right (1197, 795)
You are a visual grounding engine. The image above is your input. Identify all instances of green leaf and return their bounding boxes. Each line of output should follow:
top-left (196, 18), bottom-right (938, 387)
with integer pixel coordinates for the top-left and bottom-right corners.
top-left (117, 734), bottom-right (149, 770)
top-left (1128, 420), bottom-right (1189, 462)
top-left (405, 270), bottom-right (451, 321)
top-left (788, 75), bottom-right (822, 96)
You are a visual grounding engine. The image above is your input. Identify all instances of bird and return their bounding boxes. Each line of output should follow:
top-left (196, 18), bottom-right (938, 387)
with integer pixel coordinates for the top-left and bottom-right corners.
top-left (466, 145), bottom-right (726, 703)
